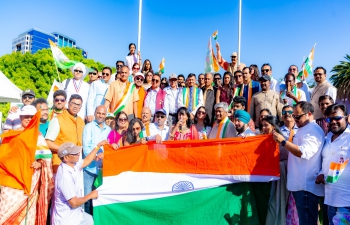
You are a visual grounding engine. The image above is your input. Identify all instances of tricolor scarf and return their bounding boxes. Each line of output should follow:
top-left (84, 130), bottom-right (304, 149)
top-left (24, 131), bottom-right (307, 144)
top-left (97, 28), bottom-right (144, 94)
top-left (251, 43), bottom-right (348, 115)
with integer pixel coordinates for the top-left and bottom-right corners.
top-left (228, 84), bottom-right (243, 110)
top-left (326, 158), bottom-right (349, 183)
top-left (183, 87), bottom-right (200, 111)
top-left (213, 116), bottom-right (230, 139)
top-left (113, 82), bottom-right (136, 116)
top-left (240, 81), bottom-right (253, 112)
top-left (281, 86), bottom-right (301, 106)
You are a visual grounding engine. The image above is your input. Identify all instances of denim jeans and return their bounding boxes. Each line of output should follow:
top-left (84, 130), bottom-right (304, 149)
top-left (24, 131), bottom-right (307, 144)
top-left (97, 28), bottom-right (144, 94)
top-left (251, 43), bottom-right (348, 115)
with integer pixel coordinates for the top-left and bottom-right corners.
top-left (83, 170), bottom-right (97, 215)
top-left (328, 206), bottom-right (350, 225)
top-left (292, 191), bottom-right (319, 225)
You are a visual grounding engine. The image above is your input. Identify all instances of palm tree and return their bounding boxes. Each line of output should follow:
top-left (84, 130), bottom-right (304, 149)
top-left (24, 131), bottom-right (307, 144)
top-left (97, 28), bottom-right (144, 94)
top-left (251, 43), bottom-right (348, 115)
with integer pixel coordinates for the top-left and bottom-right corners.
top-left (330, 54), bottom-right (350, 100)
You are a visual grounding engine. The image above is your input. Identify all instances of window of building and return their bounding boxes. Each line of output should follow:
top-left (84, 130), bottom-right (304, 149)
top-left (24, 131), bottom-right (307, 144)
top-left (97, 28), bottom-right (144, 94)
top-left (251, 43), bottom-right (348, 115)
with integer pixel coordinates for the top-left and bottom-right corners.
top-left (16, 44), bottom-right (22, 52)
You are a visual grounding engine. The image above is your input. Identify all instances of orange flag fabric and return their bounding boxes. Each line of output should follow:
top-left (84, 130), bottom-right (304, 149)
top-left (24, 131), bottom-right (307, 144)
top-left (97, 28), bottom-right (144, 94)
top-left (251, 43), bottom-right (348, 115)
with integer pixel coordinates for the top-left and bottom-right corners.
top-left (103, 134), bottom-right (280, 178)
top-left (0, 112), bottom-right (40, 195)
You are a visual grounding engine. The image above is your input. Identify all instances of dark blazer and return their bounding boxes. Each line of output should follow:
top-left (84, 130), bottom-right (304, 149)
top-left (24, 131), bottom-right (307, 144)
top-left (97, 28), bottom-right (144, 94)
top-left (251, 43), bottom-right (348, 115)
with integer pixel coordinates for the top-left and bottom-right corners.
top-left (202, 86), bottom-right (217, 125)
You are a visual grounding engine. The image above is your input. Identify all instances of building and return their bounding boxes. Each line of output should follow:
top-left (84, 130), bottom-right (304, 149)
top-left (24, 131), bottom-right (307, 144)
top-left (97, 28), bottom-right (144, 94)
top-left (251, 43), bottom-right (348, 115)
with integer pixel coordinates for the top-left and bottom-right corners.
top-left (12, 28), bottom-right (87, 58)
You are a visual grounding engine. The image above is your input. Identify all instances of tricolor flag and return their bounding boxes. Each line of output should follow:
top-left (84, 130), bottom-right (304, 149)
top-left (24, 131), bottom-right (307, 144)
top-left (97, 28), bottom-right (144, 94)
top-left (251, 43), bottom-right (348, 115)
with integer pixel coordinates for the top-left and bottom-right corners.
top-left (48, 39), bottom-right (78, 69)
top-left (204, 37), bottom-right (214, 73)
top-left (326, 159), bottom-right (349, 183)
top-left (93, 135), bottom-right (280, 224)
top-left (297, 44), bottom-right (316, 79)
top-left (212, 30), bottom-right (218, 41)
top-left (158, 57), bottom-right (165, 74)
top-left (46, 79), bottom-right (62, 108)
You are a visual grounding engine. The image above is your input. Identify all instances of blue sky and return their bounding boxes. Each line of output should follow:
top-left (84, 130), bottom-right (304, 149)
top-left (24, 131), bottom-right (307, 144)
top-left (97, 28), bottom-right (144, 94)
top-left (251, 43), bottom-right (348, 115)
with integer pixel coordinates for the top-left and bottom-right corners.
top-left (0, 0), bottom-right (349, 82)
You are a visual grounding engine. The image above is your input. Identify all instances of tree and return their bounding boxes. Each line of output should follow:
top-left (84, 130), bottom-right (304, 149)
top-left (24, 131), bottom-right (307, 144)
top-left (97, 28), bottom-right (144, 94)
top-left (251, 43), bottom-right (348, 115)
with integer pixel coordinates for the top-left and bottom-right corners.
top-left (0, 47), bottom-right (115, 122)
top-left (330, 54), bottom-right (350, 100)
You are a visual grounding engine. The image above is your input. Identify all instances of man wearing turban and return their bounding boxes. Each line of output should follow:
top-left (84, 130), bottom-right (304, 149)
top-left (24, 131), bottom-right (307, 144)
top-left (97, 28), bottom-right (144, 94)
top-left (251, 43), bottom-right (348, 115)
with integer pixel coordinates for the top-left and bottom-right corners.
top-left (233, 110), bottom-right (255, 136)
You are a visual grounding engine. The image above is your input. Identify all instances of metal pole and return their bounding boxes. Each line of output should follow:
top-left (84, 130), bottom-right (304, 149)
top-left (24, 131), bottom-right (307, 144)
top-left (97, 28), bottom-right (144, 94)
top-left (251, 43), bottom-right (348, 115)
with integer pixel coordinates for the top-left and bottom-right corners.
top-left (137, 0), bottom-right (142, 52)
top-left (238, 0), bottom-right (242, 65)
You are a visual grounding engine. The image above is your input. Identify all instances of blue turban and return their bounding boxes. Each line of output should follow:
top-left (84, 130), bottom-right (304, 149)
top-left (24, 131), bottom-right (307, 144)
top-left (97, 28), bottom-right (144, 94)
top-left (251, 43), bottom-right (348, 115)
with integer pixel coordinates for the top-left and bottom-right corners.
top-left (234, 110), bottom-right (250, 124)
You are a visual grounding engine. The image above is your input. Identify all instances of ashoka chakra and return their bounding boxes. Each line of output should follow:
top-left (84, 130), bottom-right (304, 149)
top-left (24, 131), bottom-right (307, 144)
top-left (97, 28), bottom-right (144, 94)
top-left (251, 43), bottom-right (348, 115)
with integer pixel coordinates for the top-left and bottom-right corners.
top-left (172, 181), bottom-right (194, 192)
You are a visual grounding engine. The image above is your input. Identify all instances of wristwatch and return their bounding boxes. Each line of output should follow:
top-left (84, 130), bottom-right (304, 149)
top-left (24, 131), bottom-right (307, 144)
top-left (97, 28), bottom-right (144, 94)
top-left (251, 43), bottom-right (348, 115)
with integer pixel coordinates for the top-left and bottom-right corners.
top-left (281, 140), bottom-right (287, 147)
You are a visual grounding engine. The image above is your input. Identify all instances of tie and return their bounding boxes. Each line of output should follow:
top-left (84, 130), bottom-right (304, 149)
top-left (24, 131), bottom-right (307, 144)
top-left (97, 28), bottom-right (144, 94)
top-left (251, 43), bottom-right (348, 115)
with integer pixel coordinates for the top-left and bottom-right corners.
top-left (188, 87), bottom-right (193, 111)
top-left (288, 128), bottom-right (295, 142)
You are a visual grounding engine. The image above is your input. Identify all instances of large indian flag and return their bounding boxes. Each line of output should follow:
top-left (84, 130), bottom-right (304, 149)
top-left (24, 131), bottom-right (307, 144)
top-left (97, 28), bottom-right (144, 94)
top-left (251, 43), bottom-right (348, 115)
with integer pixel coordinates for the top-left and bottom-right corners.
top-left (48, 39), bottom-right (78, 69)
top-left (93, 135), bottom-right (280, 224)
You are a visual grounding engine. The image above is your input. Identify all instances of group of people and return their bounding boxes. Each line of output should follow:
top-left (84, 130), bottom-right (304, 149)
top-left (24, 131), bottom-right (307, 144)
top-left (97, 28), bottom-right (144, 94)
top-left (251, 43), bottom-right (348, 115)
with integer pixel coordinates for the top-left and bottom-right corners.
top-left (1, 42), bottom-right (349, 225)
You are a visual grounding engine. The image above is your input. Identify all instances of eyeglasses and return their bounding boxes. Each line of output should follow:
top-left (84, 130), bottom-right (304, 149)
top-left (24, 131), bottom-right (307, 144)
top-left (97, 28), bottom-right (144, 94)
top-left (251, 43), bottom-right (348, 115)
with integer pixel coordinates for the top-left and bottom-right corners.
top-left (214, 77), bottom-right (221, 80)
top-left (313, 73), bottom-right (323, 76)
top-left (118, 118), bottom-right (128, 122)
top-left (135, 77), bottom-right (144, 81)
top-left (74, 69), bottom-right (83, 74)
top-left (54, 98), bottom-right (65, 102)
top-left (132, 127), bottom-right (141, 131)
top-left (22, 95), bottom-right (34, 100)
top-left (156, 114), bottom-right (166, 119)
top-left (292, 112), bottom-right (307, 120)
top-left (89, 72), bottom-right (97, 75)
top-left (261, 69), bottom-right (270, 73)
top-left (197, 111), bottom-right (206, 115)
top-left (116, 65), bottom-right (123, 68)
top-left (152, 79), bottom-right (160, 83)
top-left (325, 116), bottom-right (346, 123)
top-left (69, 102), bottom-right (82, 108)
top-left (282, 110), bottom-right (293, 115)
top-left (102, 72), bottom-right (110, 76)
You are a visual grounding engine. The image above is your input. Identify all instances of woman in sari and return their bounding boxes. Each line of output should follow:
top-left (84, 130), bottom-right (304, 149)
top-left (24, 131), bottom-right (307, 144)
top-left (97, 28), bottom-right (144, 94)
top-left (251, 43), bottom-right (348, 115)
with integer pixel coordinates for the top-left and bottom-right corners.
top-left (124, 118), bottom-right (147, 146)
top-left (169, 107), bottom-right (199, 141)
top-left (261, 115), bottom-right (290, 225)
top-left (107, 111), bottom-right (128, 149)
top-left (0, 105), bottom-right (54, 225)
top-left (193, 106), bottom-right (211, 140)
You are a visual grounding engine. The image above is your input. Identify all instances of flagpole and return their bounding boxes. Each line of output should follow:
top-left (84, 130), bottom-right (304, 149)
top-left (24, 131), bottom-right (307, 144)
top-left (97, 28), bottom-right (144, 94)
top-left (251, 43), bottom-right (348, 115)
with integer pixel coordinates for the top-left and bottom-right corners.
top-left (137, 0), bottom-right (142, 52)
top-left (54, 62), bottom-right (61, 82)
top-left (237, 0), bottom-right (242, 65)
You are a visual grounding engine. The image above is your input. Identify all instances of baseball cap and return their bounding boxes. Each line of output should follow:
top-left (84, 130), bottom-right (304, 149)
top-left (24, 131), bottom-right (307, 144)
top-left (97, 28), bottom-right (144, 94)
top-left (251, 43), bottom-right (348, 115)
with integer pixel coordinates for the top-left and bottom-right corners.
top-left (231, 52), bottom-right (238, 57)
top-left (169, 73), bottom-right (177, 80)
top-left (259, 74), bottom-right (271, 81)
top-left (20, 105), bottom-right (37, 116)
top-left (106, 112), bottom-right (114, 118)
top-left (22, 89), bottom-right (35, 97)
top-left (134, 72), bottom-right (145, 80)
top-left (58, 142), bottom-right (82, 158)
top-left (155, 108), bottom-right (167, 115)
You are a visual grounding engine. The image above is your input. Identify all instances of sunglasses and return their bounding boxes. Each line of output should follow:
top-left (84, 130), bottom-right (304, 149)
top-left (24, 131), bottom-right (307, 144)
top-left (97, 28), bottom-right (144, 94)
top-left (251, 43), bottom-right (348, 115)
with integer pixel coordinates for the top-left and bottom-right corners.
top-left (116, 65), bottom-right (123, 68)
top-left (132, 127), bottom-right (141, 131)
top-left (326, 116), bottom-right (346, 123)
top-left (314, 73), bottom-right (323, 76)
top-left (102, 72), bottom-right (110, 76)
top-left (135, 77), bottom-right (144, 81)
top-left (292, 112), bottom-right (307, 120)
top-left (214, 77), bottom-right (221, 80)
top-left (282, 110), bottom-right (293, 115)
top-left (55, 98), bottom-right (65, 102)
top-left (152, 79), bottom-right (160, 83)
top-left (89, 72), bottom-right (97, 75)
top-left (156, 114), bottom-right (166, 119)
top-left (22, 95), bottom-right (34, 100)
top-left (234, 75), bottom-right (242, 79)
top-left (118, 118), bottom-right (128, 122)
top-left (133, 67), bottom-right (140, 70)
top-left (74, 69), bottom-right (83, 74)
top-left (261, 69), bottom-right (270, 73)
top-left (197, 111), bottom-right (206, 115)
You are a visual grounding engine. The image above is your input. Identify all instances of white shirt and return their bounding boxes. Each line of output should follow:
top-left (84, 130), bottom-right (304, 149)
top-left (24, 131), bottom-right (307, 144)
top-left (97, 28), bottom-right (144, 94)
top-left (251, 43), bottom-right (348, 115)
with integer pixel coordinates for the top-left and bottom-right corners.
top-left (270, 77), bottom-right (280, 93)
top-left (51, 160), bottom-right (84, 225)
top-left (164, 87), bottom-right (180, 115)
top-left (177, 86), bottom-right (204, 115)
top-left (321, 125), bottom-right (350, 207)
top-left (144, 87), bottom-right (168, 116)
top-left (62, 79), bottom-right (90, 120)
top-left (86, 79), bottom-right (109, 117)
top-left (237, 127), bottom-right (255, 137)
top-left (281, 87), bottom-right (307, 106)
top-left (287, 121), bottom-right (325, 196)
top-left (145, 123), bottom-right (170, 141)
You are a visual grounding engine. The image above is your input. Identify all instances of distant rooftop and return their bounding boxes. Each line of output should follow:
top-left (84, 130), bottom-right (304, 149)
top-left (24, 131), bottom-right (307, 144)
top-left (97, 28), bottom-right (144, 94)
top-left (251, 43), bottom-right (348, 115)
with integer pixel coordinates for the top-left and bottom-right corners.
top-left (52, 32), bottom-right (76, 42)
top-left (17, 27), bottom-right (55, 38)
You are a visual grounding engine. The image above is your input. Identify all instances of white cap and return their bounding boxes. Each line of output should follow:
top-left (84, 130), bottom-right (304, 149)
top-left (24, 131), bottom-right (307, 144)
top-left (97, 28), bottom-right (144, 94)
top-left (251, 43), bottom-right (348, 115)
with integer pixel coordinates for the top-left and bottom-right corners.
top-left (134, 72), bottom-right (145, 80)
top-left (20, 105), bottom-right (37, 116)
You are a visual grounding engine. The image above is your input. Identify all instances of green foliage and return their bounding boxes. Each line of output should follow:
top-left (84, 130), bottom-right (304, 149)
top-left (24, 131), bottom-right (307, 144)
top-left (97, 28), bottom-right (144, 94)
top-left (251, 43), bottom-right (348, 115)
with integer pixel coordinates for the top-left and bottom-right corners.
top-left (0, 47), bottom-right (113, 122)
top-left (330, 54), bottom-right (350, 100)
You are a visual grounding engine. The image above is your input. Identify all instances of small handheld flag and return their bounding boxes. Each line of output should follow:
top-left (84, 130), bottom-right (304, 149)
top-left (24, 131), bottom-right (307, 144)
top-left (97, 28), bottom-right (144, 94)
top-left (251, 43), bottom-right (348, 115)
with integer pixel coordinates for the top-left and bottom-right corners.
top-left (212, 30), bottom-right (218, 41)
top-left (297, 44), bottom-right (316, 80)
top-left (158, 58), bottom-right (165, 74)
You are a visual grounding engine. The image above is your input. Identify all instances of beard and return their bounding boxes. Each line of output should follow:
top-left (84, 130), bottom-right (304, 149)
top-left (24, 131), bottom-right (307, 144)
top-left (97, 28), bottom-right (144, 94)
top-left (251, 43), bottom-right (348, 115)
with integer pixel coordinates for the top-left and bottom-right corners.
top-left (236, 126), bottom-right (246, 134)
